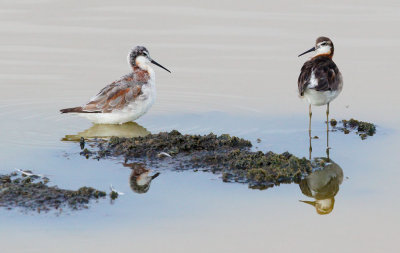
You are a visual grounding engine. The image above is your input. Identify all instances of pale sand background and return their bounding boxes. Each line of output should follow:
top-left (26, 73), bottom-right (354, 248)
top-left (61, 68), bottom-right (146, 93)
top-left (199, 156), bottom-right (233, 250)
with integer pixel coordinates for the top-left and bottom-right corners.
top-left (0, 0), bottom-right (399, 252)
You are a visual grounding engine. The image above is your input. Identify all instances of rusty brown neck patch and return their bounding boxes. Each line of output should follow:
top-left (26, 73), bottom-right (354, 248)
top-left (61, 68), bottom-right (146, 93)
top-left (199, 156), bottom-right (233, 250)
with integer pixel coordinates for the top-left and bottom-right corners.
top-left (313, 53), bottom-right (333, 59)
top-left (132, 66), bottom-right (150, 83)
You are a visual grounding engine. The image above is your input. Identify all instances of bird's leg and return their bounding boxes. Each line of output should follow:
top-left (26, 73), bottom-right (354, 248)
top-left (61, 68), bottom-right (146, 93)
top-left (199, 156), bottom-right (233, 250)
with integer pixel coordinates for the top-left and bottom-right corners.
top-left (309, 104), bottom-right (312, 160)
top-left (326, 103), bottom-right (330, 161)
top-left (309, 104), bottom-right (312, 135)
top-left (309, 130), bottom-right (313, 161)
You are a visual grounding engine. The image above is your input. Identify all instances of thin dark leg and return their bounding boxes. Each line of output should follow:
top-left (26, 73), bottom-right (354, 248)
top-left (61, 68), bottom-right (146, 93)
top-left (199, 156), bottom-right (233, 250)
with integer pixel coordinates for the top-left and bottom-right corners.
top-left (326, 103), bottom-right (330, 161)
top-left (309, 104), bottom-right (312, 160)
top-left (309, 130), bottom-right (312, 161)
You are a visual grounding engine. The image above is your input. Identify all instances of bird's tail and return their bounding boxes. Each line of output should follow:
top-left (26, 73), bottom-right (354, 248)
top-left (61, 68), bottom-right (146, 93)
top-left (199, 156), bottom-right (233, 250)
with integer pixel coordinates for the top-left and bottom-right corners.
top-left (60, 106), bottom-right (83, 113)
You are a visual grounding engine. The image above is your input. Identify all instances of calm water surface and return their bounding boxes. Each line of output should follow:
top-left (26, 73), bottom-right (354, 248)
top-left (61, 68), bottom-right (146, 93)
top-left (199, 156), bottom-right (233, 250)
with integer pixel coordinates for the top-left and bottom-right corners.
top-left (0, 0), bottom-right (399, 252)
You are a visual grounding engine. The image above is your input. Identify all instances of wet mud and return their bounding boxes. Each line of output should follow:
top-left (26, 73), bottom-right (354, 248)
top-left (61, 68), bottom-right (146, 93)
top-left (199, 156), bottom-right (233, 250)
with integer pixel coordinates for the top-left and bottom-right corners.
top-left (0, 171), bottom-right (106, 213)
top-left (330, 118), bottom-right (376, 139)
top-left (83, 130), bottom-right (313, 189)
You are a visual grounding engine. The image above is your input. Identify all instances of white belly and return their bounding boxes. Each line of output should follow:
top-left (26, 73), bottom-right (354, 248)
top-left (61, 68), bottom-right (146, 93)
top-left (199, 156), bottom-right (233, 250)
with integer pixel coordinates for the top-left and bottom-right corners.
top-left (303, 88), bottom-right (342, 106)
top-left (81, 83), bottom-right (156, 124)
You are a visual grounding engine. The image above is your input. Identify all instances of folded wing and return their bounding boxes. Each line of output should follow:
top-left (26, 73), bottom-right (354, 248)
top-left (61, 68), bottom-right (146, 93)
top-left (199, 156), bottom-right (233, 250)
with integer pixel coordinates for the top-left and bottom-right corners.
top-left (298, 56), bottom-right (341, 96)
top-left (77, 73), bottom-right (147, 114)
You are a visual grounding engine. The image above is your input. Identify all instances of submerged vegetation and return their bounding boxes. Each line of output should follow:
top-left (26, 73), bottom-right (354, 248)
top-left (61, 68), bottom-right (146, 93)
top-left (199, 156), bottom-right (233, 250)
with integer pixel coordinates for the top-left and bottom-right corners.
top-left (330, 118), bottom-right (376, 139)
top-left (4, 117), bottom-right (376, 213)
top-left (0, 171), bottom-right (106, 213)
top-left (4, 119), bottom-right (375, 213)
top-left (83, 130), bottom-right (312, 189)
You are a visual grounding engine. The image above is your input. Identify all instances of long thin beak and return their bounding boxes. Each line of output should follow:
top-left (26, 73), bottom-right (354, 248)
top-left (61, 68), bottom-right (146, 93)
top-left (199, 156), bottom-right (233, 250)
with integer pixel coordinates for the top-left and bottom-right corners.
top-left (151, 172), bottom-right (160, 180)
top-left (298, 47), bottom-right (315, 57)
top-left (150, 58), bottom-right (171, 73)
top-left (299, 200), bottom-right (316, 206)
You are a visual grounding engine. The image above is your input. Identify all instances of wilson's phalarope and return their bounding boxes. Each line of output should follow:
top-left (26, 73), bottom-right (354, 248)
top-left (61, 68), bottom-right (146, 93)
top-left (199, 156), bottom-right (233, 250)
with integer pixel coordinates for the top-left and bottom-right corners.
top-left (60, 46), bottom-right (171, 124)
top-left (298, 37), bottom-right (343, 153)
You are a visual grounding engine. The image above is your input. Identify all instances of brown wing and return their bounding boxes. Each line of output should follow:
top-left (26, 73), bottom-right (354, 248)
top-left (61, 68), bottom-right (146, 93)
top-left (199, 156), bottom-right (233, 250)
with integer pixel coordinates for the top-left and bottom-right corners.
top-left (298, 61), bottom-right (313, 96)
top-left (298, 56), bottom-right (341, 96)
top-left (82, 71), bottom-right (147, 113)
top-left (312, 57), bottom-right (341, 92)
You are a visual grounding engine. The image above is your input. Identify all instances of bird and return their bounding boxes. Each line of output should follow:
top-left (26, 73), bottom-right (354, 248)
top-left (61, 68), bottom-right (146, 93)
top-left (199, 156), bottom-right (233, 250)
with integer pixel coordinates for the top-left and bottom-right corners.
top-left (298, 37), bottom-right (343, 150)
top-left (60, 46), bottom-right (171, 124)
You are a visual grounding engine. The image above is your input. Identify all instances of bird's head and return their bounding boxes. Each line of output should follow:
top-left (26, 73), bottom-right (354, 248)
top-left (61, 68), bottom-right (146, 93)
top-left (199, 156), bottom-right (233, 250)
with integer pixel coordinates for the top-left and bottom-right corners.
top-left (298, 37), bottom-right (334, 58)
top-left (300, 198), bottom-right (335, 215)
top-left (128, 46), bottom-right (171, 73)
top-left (128, 163), bottom-right (160, 194)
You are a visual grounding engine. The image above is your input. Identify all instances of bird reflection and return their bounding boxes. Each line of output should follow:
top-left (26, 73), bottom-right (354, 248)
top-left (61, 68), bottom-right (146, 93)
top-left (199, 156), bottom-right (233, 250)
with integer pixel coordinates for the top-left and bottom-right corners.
top-left (123, 162), bottom-right (160, 194)
top-left (61, 122), bottom-right (150, 142)
top-left (303, 124), bottom-right (343, 215)
top-left (299, 158), bottom-right (343, 215)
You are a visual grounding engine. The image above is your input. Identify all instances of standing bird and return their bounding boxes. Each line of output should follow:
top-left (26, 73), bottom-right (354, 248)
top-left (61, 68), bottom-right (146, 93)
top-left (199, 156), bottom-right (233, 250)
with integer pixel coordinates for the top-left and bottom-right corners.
top-left (298, 37), bottom-right (343, 156)
top-left (60, 46), bottom-right (171, 124)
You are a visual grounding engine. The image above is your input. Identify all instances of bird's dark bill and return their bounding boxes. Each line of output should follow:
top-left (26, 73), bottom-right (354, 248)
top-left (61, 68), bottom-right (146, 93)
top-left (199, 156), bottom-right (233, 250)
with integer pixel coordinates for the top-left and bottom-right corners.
top-left (299, 200), bottom-right (316, 206)
top-left (150, 59), bottom-right (171, 73)
top-left (298, 47), bottom-right (316, 57)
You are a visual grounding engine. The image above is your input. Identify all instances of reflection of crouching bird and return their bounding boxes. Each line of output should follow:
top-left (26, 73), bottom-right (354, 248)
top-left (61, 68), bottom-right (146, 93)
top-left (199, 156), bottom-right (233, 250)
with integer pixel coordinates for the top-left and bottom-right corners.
top-left (61, 122), bottom-right (150, 142)
top-left (126, 163), bottom-right (160, 194)
top-left (299, 158), bottom-right (343, 215)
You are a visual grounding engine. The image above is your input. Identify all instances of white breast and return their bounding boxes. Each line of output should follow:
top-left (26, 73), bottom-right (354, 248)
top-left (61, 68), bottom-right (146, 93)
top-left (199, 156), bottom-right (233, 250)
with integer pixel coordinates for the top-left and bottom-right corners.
top-left (308, 71), bottom-right (318, 89)
top-left (125, 80), bottom-right (156, 119)
top-left (303, 89), bottom-right (341, 106)
top-left (81, 75), bottom-right (156, 124)
top-left (303, 71), bottom-right (343, 106)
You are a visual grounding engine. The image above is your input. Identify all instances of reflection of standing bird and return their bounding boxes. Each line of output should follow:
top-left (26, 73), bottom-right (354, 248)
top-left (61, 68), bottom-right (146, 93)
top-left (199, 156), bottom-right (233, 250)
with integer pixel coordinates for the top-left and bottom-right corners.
top-left (125, 163), bottom-right (160, 194)
top-left (60, 46), bottom-right (171, 124)
top-left (298, 37), bottom-right (343, 142)
top-left (299, 158), bottom-right (343, 215)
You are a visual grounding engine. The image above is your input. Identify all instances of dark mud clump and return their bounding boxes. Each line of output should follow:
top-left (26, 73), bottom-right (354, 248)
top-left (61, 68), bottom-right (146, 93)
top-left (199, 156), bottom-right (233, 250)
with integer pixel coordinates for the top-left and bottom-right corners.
top-left (330, 118), bottom-right (376, 140)
top-left (193, 150), bottom-right (311, 189)
top-left (84, 130), bottom-right (312, 190)
top-left (110, 191), bottom-right (119, 200)
top-left (95, 130), bottom-right (252, 159)
top-left (80, 148), bottom-right (93, 159)
top-left (0, 172), bottom-right (106, 213)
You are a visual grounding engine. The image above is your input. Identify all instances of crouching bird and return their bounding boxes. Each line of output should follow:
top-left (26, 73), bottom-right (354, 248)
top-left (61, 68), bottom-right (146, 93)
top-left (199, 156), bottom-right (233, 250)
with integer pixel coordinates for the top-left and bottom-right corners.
top-left (60, 46), bottom-right (171, 124)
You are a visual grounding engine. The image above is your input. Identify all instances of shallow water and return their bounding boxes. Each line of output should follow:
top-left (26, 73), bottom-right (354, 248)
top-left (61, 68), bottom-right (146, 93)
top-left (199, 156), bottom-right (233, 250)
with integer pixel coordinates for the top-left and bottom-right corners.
top-left (1, 0), bottom-right (400, 252)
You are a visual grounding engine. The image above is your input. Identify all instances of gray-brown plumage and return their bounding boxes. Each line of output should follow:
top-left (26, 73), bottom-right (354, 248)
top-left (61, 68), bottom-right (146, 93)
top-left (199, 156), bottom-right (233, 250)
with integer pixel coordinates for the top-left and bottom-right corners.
top-left (60, 45), bottom-right (171, 124)
top-left (60, 68), bottom-right (148, 114)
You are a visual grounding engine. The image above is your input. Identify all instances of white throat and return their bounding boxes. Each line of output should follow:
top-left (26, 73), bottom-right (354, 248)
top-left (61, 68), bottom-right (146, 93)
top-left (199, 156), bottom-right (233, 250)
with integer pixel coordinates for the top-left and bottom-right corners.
top-left (134, 56), bottom-right (155, 80)
top-left (315, 45), bottom-right (332, 56)
top-left (316, 198), bottom-right (333, 209)
top-left (135, 56), bottom-right (151, 71)
top-left (137, 172), bottom-right (151, 186)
